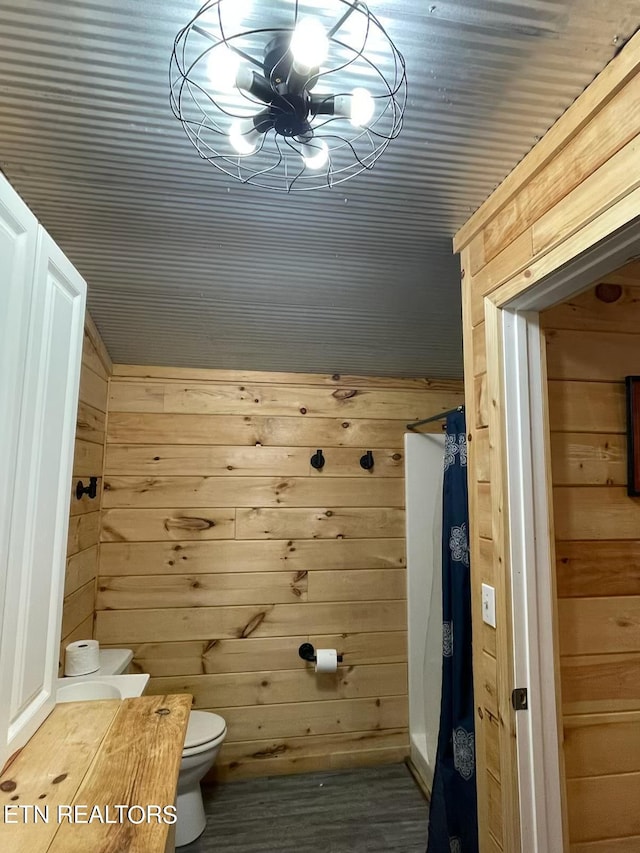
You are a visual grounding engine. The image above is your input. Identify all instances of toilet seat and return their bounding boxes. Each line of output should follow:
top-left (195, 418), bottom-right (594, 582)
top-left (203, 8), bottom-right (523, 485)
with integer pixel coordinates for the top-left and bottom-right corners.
top-left (182, 711), bottom-right (227, 757)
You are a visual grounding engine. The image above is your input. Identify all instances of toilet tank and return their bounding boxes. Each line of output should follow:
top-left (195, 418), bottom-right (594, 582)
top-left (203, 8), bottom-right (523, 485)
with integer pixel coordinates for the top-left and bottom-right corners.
top-left (91, 649), bottom-right (134, 676)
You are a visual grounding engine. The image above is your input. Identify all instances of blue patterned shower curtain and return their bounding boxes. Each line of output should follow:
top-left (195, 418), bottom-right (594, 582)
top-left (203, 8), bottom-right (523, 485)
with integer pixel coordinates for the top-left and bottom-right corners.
top-left (426, 408), bottom-right (478, 853)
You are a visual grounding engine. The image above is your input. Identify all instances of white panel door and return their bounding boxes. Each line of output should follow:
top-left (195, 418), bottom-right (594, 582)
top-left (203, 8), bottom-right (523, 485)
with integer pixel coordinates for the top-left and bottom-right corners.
top-left (0, 175), bottom-right (39, 766)
top-left (0, 225), bottom-right (86, 765)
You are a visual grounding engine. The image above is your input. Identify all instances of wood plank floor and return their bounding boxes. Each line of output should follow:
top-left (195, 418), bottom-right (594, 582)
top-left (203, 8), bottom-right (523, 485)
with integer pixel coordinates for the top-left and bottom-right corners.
top-left (182, 764), bottom-right (429, 852)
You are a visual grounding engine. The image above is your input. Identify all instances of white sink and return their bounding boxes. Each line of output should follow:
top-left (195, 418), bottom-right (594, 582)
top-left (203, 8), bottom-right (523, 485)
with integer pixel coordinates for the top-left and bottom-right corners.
top-left (56, 673), bottom-right (150, 703)
top-left (57, 681), bottom-right (121, 702)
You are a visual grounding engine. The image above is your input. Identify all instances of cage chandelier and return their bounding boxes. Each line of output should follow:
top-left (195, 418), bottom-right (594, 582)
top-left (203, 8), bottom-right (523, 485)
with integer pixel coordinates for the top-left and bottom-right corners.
top-left (170, 0), bottom-right (407, 191)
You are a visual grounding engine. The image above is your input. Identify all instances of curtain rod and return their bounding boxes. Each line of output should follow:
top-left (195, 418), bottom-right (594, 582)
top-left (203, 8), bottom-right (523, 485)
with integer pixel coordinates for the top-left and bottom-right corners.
top-left (406, 405), bottom-right (464, 431)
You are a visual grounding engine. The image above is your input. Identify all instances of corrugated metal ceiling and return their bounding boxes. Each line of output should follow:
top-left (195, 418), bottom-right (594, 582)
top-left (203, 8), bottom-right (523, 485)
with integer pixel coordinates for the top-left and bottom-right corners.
top-left (0, 0), bottom-right (638, 378)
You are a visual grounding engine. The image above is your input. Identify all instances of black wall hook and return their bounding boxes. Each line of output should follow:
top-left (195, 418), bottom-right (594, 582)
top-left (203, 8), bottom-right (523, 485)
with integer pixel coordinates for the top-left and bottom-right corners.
top-left (298, 643), bottom-right (343, 664)
top-left (360, 450), bottom-right (374, 471)
top-left (310, 449), bottom-right (325, 470)
top-left (76, 477), bottom-right (98, 500)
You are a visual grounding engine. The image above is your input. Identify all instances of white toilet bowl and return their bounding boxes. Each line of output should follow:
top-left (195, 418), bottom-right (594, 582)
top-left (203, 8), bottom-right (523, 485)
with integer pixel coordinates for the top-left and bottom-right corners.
top-left (176, 711), bottom-right (227, 847)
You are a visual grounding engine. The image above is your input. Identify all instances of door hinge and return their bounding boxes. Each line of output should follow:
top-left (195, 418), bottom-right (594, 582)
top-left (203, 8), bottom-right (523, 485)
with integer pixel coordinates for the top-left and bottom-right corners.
top-left (512, 687), bottom-right (528, 711)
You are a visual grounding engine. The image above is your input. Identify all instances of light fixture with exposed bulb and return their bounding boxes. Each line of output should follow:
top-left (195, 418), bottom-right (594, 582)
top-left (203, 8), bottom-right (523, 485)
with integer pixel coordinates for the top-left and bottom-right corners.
top-left (301, 139), bottom-right (329, 170)
top-left (334, 88), bottom-right (375, 127)
top-left (170, 0), bottom-right (407, 191)
top-left (207, 45), bottom-right (241, 92)
top-left (350, 87), bottom-right (375, 126)
top-left (290, 18), bottom-right (329, 72)
top-left (200, 0), bottom-right (251, 35)
top-left (230, 119), bottom-right (261, 154)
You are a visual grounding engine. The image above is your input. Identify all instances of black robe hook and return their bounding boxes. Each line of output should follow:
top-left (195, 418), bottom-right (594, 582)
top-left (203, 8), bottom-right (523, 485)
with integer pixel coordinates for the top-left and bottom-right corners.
top-left (76, 477), bottom-right (98, 500)
top-left (360, 450), bottom-right (374, 471)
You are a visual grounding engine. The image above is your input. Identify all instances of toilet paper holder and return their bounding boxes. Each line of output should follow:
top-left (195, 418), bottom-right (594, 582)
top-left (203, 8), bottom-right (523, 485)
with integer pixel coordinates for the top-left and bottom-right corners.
top-left (298, 643), bottom-right (343, 664)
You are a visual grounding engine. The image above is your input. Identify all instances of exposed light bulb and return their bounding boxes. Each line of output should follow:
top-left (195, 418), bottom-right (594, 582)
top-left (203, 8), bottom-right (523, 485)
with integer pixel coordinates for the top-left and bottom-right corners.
top-left (334, 88), bottom-right (375, 127)
top-left (302, 139), bottom-right (329, 170)
top-left (230, 120), bottom-right (260, 155)
top-left (290, 18), bottom-right (328, 71)
top-left (351, 88), bottom-right (375, 127)
top-left (208, 45), bottom-right (241, 92)
top-left (235, 66), bottom-right (254, 92)
top-left (200, 0), bottom-right (251, 36)
top-left (219, 0), bottom-right (250, 33)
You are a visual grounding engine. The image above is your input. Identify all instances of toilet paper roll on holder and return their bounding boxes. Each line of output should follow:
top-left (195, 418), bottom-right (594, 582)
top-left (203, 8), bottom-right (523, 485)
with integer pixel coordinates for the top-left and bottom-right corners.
top-left (298, 643), bottom-right (343, 664)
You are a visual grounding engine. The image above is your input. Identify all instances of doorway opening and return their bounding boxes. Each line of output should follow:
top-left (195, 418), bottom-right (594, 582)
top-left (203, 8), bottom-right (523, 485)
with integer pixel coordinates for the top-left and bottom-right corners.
top-left (497, 222), bottom-right (640, 851)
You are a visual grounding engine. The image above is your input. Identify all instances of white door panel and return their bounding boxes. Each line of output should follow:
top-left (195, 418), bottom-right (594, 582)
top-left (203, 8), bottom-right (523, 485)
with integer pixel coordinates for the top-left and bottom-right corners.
top-left (0, 177), bottom-right (86, 767)
top-left (0, 177), bottom-right (38, 766)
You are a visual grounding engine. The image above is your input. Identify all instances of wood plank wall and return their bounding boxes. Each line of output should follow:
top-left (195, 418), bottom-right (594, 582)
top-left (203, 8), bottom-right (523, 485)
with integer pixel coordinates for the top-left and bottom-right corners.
top-left (60, 315), bottom-right (112, 669)
top-left (541, 261), bottom-right (640, 850)
top-left (95, 365), bottom-right (464, 781)
top-left (454, 31), bottom-right (640, 852)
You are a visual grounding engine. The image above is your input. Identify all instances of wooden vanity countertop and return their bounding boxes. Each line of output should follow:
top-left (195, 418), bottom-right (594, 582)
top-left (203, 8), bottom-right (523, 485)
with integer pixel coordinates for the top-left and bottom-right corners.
top-left (0, 694), bottom-right (192, 853)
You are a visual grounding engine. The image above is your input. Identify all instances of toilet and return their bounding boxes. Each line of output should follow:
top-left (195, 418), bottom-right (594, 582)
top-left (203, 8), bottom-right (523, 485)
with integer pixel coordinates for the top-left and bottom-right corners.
top-left (62, 646), bottom-right (226, 847)
top-left (176, 710), bottom-right (227, 847)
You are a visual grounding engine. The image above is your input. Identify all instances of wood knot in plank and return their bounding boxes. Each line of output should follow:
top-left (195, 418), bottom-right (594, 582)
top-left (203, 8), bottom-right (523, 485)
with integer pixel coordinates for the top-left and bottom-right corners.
top-left (52, 774), bottom-right (67, 785)
top-left (252, 744), bottom-right (287, 759)
top-left (595, 282), bottom-right (623, 303)
top-left (155, 708), bottom-right (171, 716)
top-left (0, 780), bottom-right (17, 792)
top-left (332, 389), bottom-right (358, 401)
top-left (101, 525), bottom-right (123, 542)
top-left (240, 611), bottom-right (267, 638)
top-left (165, 516), bottom-right (215, 532)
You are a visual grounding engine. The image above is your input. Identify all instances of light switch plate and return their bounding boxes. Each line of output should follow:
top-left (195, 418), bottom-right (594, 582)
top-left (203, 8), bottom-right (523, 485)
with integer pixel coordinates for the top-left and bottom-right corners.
top-left (482, 583), bottom-right (497, 628)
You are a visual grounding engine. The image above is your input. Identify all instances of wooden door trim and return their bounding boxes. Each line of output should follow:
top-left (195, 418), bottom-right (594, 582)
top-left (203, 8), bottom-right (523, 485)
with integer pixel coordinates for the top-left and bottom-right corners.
top-left (499, 306), bottom-right (566, 852)
top-left (483, 222), bottom-right (640, 851)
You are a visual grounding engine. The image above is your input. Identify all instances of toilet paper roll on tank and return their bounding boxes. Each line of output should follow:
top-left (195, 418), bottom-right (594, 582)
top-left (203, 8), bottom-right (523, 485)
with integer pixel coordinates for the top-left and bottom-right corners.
top-left (65, 639), bottom-right (101, 676)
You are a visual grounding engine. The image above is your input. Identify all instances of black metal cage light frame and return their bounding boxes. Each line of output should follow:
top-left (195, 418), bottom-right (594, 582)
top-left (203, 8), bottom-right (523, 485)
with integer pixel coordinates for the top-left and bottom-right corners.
top-left (170, 0), bottom-right (407, 191)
